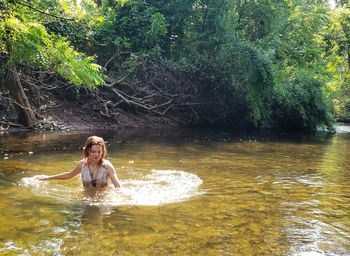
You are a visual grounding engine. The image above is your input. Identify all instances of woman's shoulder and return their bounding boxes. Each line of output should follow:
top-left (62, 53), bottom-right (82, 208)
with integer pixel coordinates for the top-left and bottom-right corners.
top-left (102, 159), bottom-right (114, 169)
top-left (102, 159), bottom-right (112, 165)
top-left (77, 159), bottom-right (87, 167)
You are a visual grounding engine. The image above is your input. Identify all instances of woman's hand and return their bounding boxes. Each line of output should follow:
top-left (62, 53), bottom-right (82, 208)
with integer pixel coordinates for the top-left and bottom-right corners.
top-left (35, 175), bottom-right (50, 180)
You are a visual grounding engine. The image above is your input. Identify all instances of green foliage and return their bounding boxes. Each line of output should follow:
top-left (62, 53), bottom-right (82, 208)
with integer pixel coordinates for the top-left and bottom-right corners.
top-left (335, 0), bottom-right (349, 7)
top-left (234, 0), bottom-right (335, 129)
top-left (282, 3), bottom-right (328, 69)
top-left (91, 0), bottom-right (338, 130)
top-left (108, 0), bottom-right (167, 50)
top-left (43, 0), bottom-right (107, 53)
top-left (43, 40), bottom-right (105, 87)
top-left (273, 69), bottom-right (334, 130)
top-left (92, 0), bottom-right (168, 70)
top-left (218, 42), bottom-right (274, 125)
top-left (43, 19), bottom-right (90, 52)
top-left (0, 0), bottom-right (345, 130)
top-left (235, 0), bottom-right (278, 42)
top-left (321, 4), bottom-right (350, 121)
top-left (148, 12), bottom-right (168, 44)
top-left (0, 1), bottom-right (105, 88)
top-left (3, 17), bottom-right (104, 87)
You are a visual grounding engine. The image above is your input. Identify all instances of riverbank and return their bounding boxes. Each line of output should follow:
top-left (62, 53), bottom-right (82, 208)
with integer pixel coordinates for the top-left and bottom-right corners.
top-left (0, 83), bottom-right (348, 133)
top-left (0, 85), bottom-right (192, 131)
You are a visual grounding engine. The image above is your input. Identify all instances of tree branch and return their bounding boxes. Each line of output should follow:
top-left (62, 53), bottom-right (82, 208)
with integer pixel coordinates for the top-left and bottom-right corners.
top-left (14, 0), bottom-right (75, 21)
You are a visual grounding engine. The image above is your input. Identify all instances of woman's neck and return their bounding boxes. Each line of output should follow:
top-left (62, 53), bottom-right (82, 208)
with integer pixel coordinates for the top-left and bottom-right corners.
top-left (87, 159), bottom-right (101, 166)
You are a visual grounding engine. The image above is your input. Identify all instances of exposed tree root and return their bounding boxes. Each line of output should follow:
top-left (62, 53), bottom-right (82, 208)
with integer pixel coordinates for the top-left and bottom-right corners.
top-left (0, 61), bottom-right (202, 130)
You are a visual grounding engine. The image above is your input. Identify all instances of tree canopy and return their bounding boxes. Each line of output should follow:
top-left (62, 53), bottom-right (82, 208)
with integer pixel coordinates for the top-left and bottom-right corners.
top-left (1, 0), bottom-right (349, 130)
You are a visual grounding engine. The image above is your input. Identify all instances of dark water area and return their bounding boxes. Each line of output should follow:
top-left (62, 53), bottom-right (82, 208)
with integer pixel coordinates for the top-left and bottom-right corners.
top-left (0, 125), bottom-right (349, 255)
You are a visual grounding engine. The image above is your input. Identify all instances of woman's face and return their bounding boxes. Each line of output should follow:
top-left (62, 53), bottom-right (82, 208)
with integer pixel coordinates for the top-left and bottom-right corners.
top-left (89, 145), bottom-right (103, 163)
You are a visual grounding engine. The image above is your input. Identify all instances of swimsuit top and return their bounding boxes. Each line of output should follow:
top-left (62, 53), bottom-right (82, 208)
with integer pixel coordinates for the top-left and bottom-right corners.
top-left (81, 160), bottom-right (110, 188)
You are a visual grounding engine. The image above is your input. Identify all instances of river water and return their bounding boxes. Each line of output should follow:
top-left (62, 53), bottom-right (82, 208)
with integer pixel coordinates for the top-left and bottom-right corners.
top-left (0, 125), bottom-right (349, 255)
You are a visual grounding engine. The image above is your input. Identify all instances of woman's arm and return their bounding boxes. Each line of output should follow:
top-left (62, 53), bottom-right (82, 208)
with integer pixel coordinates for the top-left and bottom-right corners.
top-left (106, 161), bottom-right (122, 188)
top-left (36, 160), bottom-right (84, 180)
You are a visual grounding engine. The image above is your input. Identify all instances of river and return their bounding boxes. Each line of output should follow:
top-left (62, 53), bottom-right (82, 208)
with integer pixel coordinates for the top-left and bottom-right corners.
top-left (0, 125), bottom-right (349, 255)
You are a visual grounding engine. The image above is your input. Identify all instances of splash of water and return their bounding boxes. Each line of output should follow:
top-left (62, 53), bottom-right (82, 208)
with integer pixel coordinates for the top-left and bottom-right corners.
top-left (20, 169), bottom-right (203, 206)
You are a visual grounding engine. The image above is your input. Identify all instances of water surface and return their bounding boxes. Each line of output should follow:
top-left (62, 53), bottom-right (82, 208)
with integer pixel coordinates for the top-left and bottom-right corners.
top-left (0, 127), bottom-right (349, 255)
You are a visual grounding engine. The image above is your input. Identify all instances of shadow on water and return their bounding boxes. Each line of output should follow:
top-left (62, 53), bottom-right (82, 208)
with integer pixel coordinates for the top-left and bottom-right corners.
top-left (0, 124), bottom-right (344, 155)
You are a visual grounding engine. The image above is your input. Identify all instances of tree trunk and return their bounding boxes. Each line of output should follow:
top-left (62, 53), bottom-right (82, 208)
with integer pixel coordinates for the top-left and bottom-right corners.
top-left (5, 64), bottom-right (36, 126)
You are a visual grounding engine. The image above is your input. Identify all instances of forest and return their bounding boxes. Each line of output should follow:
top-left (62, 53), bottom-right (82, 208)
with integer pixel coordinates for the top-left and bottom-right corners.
top-left (0, 0), bottom-right (349, 131)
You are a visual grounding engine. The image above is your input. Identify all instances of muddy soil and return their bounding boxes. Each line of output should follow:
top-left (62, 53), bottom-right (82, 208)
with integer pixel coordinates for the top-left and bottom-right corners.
top-left (0, 85), bottom-right (193, 131)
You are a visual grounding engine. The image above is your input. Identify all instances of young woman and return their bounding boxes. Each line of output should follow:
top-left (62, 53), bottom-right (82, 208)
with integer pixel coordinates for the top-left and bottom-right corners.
top-left (36, 136), bottom-right (122, 189)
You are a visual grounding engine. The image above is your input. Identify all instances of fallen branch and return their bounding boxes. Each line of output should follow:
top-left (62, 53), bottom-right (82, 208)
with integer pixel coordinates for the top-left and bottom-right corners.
top-left (0, 120), bottom-right (26, 128)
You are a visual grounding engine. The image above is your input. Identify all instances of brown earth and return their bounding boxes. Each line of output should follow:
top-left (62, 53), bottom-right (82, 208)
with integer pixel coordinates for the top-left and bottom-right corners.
top-left (0, 84), bottom-right (193, 131)
top-left (42, 98), bottom-right (187, 130)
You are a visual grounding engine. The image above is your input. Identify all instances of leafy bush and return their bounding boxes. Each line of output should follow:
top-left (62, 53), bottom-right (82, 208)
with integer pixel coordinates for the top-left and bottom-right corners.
top-left (273, 70), bottom-right (334, 130)
top-left (4, 16), bottom-right (104, 88)
top-left (217, 42), bottom-right (275, 126)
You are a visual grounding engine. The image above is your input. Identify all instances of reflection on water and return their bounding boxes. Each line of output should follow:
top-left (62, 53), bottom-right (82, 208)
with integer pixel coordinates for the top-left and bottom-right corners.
top-left (335, 123), bottom-right (350, 133)
top-left (0, 126), bottom-right (349, 255)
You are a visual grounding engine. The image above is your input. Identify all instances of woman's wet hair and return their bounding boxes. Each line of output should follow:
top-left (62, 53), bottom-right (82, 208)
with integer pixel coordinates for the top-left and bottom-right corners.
top-left (83, 136), bottom-right (107, 165)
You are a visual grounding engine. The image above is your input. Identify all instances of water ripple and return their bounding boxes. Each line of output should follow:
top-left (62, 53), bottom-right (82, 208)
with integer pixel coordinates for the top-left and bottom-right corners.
top-left (20, 169), bottom-right (204, 207)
